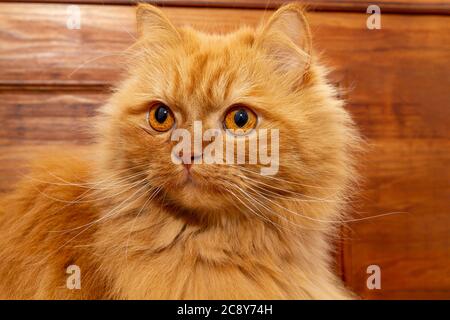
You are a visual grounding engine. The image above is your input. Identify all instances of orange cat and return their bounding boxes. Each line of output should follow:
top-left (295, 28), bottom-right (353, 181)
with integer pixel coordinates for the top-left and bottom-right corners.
top-left (0, 4), bottom-right (360, 299)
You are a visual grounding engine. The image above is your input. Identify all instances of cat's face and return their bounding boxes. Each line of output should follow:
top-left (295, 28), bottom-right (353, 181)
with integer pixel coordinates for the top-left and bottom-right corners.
top-left (99, 4), bottom-right (358, 222)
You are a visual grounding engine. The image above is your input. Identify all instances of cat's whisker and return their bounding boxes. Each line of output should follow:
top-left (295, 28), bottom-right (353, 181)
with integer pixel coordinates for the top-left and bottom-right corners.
top-left (29, 181), bottom-right (157, 269)
top-left (231, 165), bottom-right (340, 190)
top-left (124, 184), bottom-right (165, 264)
top-left (223, 180), bottom-right (328, 232)
top-left (35, 171), bottom-right (148, 207)
top-left (242, 181), bottom-right (343, 224)
top-left (72, 170), bottom-right (149, 200)
top-left (242, 181), bottom-right (406, 223)
top-left (221, 179), bottom-right (325, 232)
top-left (220, 182), bottom-right (283, 233)
top-left (49, 180), bottom-right (151, 234)
top-left (52, 181), bottom-right (153, 254)
top-left (35, 168), bottom-right (152, 226)
top-left (235, 172), bottom-right (341, 203)
top-left (45, 161), bottom-right (150, 188)
top-left (241, 183), bottom-right (333, 231)
top-left (68, 51), bottom-right (134, 79)
top-left (23, 161), bottom-right (149, 188)
top-left (236, 173), bottom-right (340, 203)
top-left (33, 159), bottom-right (153, 204)
top-left (40, 179), bottom-right (143, 213)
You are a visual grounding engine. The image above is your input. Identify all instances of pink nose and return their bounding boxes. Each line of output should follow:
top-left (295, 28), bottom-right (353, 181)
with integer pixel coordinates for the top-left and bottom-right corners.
top-left (176, 151), bottom-right (202, 171)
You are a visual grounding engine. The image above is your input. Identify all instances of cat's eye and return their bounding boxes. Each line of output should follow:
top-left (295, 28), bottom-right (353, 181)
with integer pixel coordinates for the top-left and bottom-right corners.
top-left (147, 103), bottom-right (175, 132)
top-left (224, 106), bottom-right (257, 134)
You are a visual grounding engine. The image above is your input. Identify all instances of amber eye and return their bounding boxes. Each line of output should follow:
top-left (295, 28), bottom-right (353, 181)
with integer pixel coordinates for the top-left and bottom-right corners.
top-left (147, 103), bottom-right (175, 132)
top-left (224, 106), bottom-right (257, 134)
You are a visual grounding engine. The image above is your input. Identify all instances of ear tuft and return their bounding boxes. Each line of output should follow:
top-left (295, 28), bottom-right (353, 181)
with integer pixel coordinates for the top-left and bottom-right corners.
top-left (136, 4), bottom-right (179, 39)
top-left (257, 4), bottom-right (312, 83)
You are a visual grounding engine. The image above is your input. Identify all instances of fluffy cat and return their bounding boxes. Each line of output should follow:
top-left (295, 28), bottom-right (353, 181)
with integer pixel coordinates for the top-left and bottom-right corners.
top-left (0, 4), bottom-right (360, 299)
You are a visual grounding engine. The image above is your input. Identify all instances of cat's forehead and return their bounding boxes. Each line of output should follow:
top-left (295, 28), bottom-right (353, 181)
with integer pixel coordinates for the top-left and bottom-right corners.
top-left (153, 29), bottom-right (261, 117)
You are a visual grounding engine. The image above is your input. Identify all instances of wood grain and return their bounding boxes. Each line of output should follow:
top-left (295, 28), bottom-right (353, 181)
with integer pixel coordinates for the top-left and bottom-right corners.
top-left (1, 4), bottom-right (449, 139)
top-left (11, 0), bottom-right (450, 15)
top-left (0, 90), bottom-right (106, 146)
top-left (347, 139), bottom-right (450, 299)
top-left (0, 3), bottom-right (449, 299)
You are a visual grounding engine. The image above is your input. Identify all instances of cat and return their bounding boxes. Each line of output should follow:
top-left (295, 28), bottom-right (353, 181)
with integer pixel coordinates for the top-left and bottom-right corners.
top-left (0, 3), bottom-right (361, 299)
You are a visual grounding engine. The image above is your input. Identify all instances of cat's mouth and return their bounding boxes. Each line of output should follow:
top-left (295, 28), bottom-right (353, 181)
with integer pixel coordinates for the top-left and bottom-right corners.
top-left (166, 182), bottom-right (226, 212)
top-left (162, 164), bottom-right (230, 210)
top-left (179, 169), bottom-right (223, 194)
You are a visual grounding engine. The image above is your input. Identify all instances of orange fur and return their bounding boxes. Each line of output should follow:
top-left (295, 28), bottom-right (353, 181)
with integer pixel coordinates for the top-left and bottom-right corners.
top-left (0, 4), bottom-right (360, 299)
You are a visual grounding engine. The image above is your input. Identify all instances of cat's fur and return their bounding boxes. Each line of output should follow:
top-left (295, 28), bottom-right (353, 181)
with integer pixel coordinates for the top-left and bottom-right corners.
top-left (0, 4), bottom-right (360, 299)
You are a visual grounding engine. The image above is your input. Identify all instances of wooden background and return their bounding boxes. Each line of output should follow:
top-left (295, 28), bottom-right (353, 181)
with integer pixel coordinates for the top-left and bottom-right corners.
top-left (0, 0), bottom-right (449, 299)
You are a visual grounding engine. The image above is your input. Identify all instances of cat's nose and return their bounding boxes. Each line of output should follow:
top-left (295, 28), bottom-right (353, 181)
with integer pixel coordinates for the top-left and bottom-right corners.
top-left (184, 161), bottom-right (192, 171)
top-left (174, 150), bottom-right (202, 171)
top-left (183, 154), bottom-right (202, 172)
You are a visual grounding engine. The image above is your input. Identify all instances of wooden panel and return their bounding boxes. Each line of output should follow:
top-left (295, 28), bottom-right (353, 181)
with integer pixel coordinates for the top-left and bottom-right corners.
top-left (1, 4), bottom-right (449, 138)
top-left (0, 90), bottom-right (106, 193)
top-left (346, 139), bottom-right (450, 299)
top-left (0, 3), bottom-right (449, 299)
top-left (0, 90), bottom-right (105, 145)
top-left (11, 0), bottom-right (450, 15)
top-left (1, 5), bottom-right (449, 103)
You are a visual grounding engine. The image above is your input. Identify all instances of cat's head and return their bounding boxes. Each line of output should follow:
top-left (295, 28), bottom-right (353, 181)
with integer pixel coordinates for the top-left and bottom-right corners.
top-left (98, 4), bottom-right (360, 225)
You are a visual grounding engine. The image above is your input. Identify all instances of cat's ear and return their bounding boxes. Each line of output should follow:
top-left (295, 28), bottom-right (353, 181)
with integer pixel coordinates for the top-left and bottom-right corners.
top-left (136, 4), bottom-right (179, 39)
top-left (257, 4), bottom-right (312, 83)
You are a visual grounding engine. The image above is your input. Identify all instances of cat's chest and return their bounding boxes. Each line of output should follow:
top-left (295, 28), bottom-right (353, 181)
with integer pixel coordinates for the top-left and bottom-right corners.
top-left (110, 227), bottom-right (299, 299)
top-left (114, 244), bottom-right (292, 299)
top-left (96, 207), bottom-right (300, 298)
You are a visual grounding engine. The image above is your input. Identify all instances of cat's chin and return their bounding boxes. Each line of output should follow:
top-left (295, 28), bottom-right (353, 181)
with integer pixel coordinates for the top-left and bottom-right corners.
top-left (169, 179), bottom-right (229, 212)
